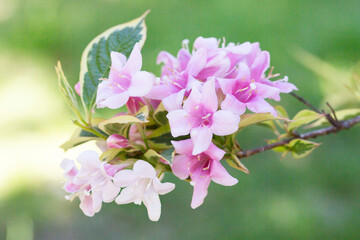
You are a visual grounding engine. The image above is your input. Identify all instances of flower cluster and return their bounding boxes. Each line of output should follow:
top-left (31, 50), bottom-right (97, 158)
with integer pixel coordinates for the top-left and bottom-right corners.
top-left (61, 37), bottom-right (296, 221)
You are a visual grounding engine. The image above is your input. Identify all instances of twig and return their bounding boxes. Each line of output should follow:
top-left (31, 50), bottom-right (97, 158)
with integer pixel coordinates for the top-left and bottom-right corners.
top-left (237, 115), bottom-right (360, 159)
top-left (290, 92), bottom-right (321, 113)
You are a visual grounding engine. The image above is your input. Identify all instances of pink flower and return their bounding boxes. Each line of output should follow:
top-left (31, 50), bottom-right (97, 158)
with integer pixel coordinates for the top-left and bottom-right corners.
top-left (107, 134), bottom-right (129, 149)
top-left (167, 78), bottom-right (240, 155)
top-left (171, 139), bottom-right (238, 209)
top-left (60, 151), bottom-right (126, 217)
top-left (96, 43), bottom-right (155, 109)
top-left (218, 63), bottom-right (280, 116)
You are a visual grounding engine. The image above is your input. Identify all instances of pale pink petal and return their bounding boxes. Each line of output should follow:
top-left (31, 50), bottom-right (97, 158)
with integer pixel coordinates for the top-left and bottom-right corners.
top-left (60, 158), bottom-right (78, 177)
top-left (194, 37), bottom-right (218, 51)
top-left (102, 181), bottom-right (121, 203)
top-left (143, 191), bottom-right (161, 221)
top-left (190, 175), bottom-right (211, 209)
top-left (204, 143), bottom-right (225, 161)
top-left (115, 186), bottom-right (138, 205)
top-left (211, 110), bottom-right (240, 136)
top-left (273, 78), bottom-right (298, 93)
top-left (107, 134), bottom-right (129, 149)
top-left (217, 78), bottom-right (237, 95)
top-left (133, 160), bottom-right (157, 178)
top-left (254, 82), bottom-right (280, 99)
top-left (152, 178), bottom-right (175, 195)
top-left (246, 96), bottom-right (277, 116)
top-left (91, 191), bottom-right (103, 213)
top-left (122, 43), bottom-right (142, 76)
top-left (251, 50), bottom-right (270, 80)
top-left (77, 151), bottom-right (101, 172)
top-left (221, 94), bottom-right (246, 115)
top-left (183, 86), bottom-right (201, 112)
top-left (177, 49), bottom-right (191, 70)
top-left (97, 91), bottom-right (129, 109)
top-left (190, 127), bottom-right (213, 155)
top-left (171, 139), bottom-right (194, 155)
top-left (162, 89), bottom-right (185, 112)
top-left (113, 170), bottom-right (137, 187)
top-left (187, 48), bottom-right (207, 76)
top-left (127, 71), bottom-right (154, 97)
top-left (157, 51), bottom-right (177, 67)
top-left (167, 110), bottom-right (191, 137)
top-left (79, 195), bottom-right (95, 217)
top-left (64, 182), bottom-right (80, 193)
top-left (110, 51), bottom-right (127, 69)
top-left (171, 155), bottom-right (191, 180)
top-left (200, 78), bottom-right (218, 112)
top-left (75, 82), bottom-right (81, 96)
top-left (210, 160), bottom-right (238, 186)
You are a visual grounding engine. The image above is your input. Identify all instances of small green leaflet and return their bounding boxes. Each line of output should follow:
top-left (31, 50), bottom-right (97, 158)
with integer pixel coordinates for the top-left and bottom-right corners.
top-left (288, 110), bottom-right (323, 132)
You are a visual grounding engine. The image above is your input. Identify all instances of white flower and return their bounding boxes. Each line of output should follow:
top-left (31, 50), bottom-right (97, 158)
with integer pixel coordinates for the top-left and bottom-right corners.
top-left (114, 160), bottom-right (175, 221)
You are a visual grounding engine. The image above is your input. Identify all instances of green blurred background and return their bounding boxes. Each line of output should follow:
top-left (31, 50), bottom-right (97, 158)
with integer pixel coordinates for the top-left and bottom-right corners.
top-left (1, 0), bottom-right (360, 239)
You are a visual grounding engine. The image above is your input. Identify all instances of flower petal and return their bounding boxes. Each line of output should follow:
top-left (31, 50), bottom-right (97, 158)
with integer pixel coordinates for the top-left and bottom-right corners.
top-left (246, 96), bottom-right (277, 116)
top-left (221, 94), bottom-right (246, 115)
top-left (102, 181), bottom-right (120, 203)
top-left (210, 160), bottom-right (238, 186)
top-left (152, 178), bottom-right (175, 195)
top-left (200, 78), bottom-right (218, 112)
top-left (187, 48), bottom-right (207, 76)
top-left (133, 160), bottom-right (157, 179)
top-left (211, 110), bottom-right (240, 136)
top-left (97, 91), bottom-right (129, 109)
top-left (162, 89), bottom-right (185, 112)
top-left (190, 127), bottom-right (213, 155)
top-left (167, 110), bottom-right (191, 137)
top-left (115, 186), bottom-right (138, 205)
top-left (171, 155), bottom-right (191, 180)
top-left (128, 71), bottom-right (155, 97)
top-left (217, 78), bottom-right (237, 95)
top-left (204, 143), bottom-right (225, 161)
top-left (110, 51), bottom-right (127, 69)
top-left (122, 43), bottom-right (142, 76)
top-left (79, 195), bottom-right (95, 217)
top-left (190, 175), bottom-right (211, 209)
top-left (143, 191), bottom-right (161, 221)
top-left (171, 139), bottom-right (194, 155)
top-left (183, 84), bottom-right (202, 112)
top-left (113, 170), bottom-right (137, 187)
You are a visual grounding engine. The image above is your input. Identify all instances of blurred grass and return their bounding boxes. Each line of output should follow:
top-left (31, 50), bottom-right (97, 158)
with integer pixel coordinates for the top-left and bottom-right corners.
top-left (0, 0), bottom-right (360, 239)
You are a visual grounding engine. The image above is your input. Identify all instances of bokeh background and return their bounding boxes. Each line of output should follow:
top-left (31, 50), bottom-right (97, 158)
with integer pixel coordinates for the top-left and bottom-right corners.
top-left (1, 0), bottom-right (360, 239)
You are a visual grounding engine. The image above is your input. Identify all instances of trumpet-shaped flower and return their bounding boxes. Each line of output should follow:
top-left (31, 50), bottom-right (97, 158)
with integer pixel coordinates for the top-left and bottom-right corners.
top-left (96, 43), bottom-right (155, 109)
top-left (171, 139), bottom-right (238, 209)
top-left (167, 78), bottom-right (240, 155)
top-left (60, 151), bottom-right (124, 217)
top-left (114, 160), bottom-right (175, 221)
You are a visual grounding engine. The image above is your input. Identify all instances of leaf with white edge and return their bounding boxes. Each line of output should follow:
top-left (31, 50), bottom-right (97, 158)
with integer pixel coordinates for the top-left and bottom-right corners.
top-left (79, 10), bottom-right (150, 117)
top-left (160, 148), bottom-right (175, 164)
top-left (134, 105), bottom-right (149, 122)
top-left (288, 110), bottom-right (324, 132)
top-left (238, 113), bottom-right (288, 129)
top-left (147, 125), bottom-right (187, 150)
top-left (98, 112), bottom-right (147, 135)
top-left (144, 149), bottom-right (172, 166)
top-left (56, 61), bottom-right (81, 118)
top-left (153, 103), bottom-right (168, 125)
top-left (308, 108), bottom-right (360, 128)
top-left (60, 129), bottom-right (99, 151)
top-left (100, 148), bottom-right (124, 162)
top-left (226, 154), bottom-right (249, 174)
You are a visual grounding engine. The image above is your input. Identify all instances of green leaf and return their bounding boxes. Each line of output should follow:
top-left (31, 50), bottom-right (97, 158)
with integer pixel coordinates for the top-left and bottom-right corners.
top-left (60, 129), bottom-right (99, 151)
top-left (147, 125), bottom-right (173, 150)
top-left (56, 61), bottom-right (81, 119)
top-left (238, 113), bottom-right (287, 129)
top-left (98, 111), bottom-right (147, 135)
top-left (226, 154), bottom-right (249, 174)
top-left (100, 148), bottom-right (123, 162)
top-left (153, 103), bottom-right (168, 125)
top-left (144, 148), bottom-right (174, 165)
top-left (273, 139), bottom-right (320, 159)
top-left (79, 10), bottom-right (149, 118)
top-left (288, 110), bottom-right (324, 132)
top-left (134, 105), bottom-right (149, 122)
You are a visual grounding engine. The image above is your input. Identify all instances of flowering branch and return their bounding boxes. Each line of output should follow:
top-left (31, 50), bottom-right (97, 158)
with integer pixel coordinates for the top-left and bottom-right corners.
top-left (236, 114), bottom-right (360, 159)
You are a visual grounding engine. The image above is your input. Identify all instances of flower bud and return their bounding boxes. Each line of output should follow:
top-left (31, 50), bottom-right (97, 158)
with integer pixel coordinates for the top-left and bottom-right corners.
top-left (107, 134), bottom-right (129, 149)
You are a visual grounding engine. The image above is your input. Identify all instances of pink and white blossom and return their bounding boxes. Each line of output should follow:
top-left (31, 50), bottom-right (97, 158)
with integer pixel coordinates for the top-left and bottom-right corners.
top-left (171, 139), bottom-right (238, 209)
top-left (60, 150), bottom-right (126, 217)
top-left (96, 43), bottom-right (155, 109)
top-left (114, 160), bottom-right (175, 221)
top-left (167, 78), bottom-right (240, 155)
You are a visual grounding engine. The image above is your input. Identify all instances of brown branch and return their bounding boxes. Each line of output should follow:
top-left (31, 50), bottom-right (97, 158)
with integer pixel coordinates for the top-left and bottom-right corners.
top-left (290, 92), bottom-right (322, 113)
top-left (236, 115), bottom-right (360, 159)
